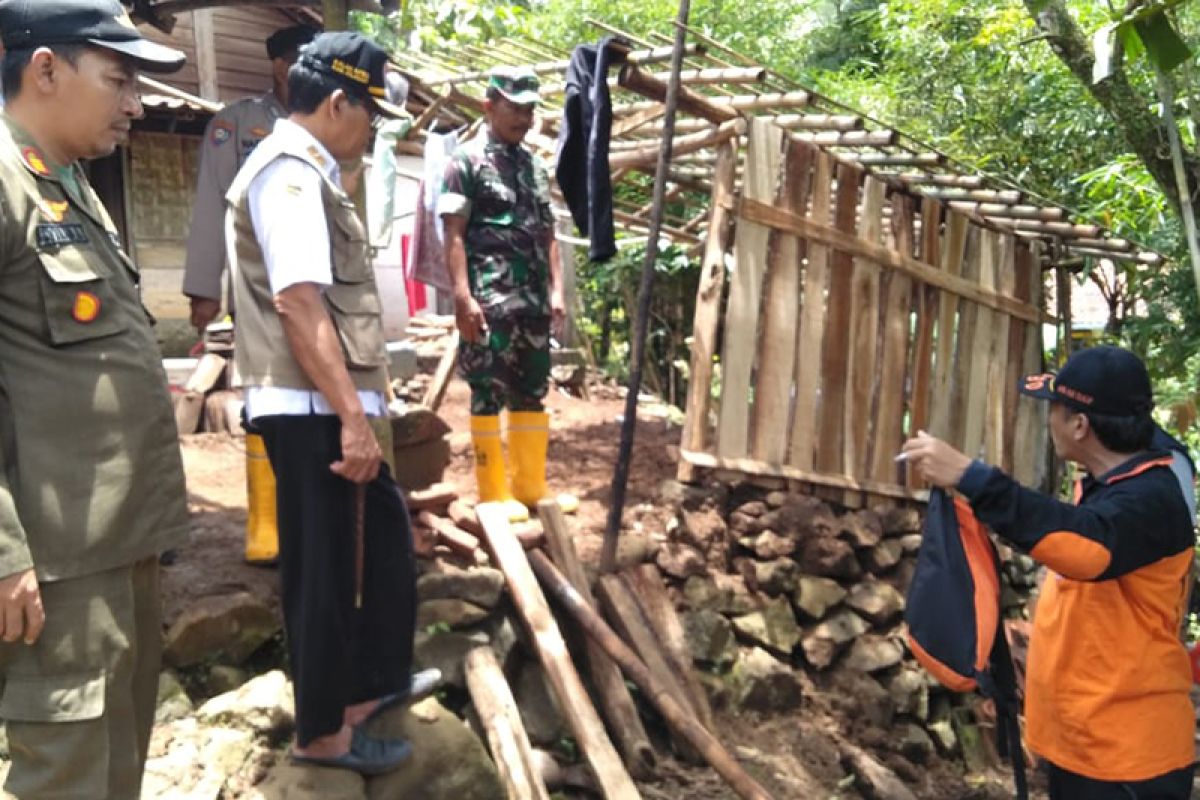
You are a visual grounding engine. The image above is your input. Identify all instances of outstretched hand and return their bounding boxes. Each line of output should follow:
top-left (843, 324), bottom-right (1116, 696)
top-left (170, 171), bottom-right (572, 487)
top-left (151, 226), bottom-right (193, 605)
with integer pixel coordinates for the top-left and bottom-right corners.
top-left (900, 430), bottom-right (972, 489)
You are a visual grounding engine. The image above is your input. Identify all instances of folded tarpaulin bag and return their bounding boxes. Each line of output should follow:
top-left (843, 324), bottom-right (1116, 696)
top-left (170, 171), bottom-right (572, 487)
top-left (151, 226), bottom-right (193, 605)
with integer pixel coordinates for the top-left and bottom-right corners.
top-left (905, 487), bottom-right (1026, 800)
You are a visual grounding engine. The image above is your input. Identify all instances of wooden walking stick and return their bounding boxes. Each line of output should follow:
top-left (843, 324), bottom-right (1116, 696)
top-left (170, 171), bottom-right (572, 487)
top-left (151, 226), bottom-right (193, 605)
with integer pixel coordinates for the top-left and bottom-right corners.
top-left (354, 484), bottom-right (366, 608)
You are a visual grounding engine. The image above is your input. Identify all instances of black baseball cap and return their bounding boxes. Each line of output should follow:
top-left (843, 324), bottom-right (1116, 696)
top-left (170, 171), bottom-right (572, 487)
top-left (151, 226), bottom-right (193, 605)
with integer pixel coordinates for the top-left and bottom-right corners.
top-left (265, 24), bottom-right (315, 61)
top-left (294, 31), bottom-right (408, 118)
top-left (1018, 345), bottom-right (1153, 417)
top-left (0, 0), bottom-right (185, 74)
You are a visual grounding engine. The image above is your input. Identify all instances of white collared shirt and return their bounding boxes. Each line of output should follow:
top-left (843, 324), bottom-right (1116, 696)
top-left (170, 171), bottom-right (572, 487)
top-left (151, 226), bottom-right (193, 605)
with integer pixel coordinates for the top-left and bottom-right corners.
top-left (243, 119), bottom-right (386, 420)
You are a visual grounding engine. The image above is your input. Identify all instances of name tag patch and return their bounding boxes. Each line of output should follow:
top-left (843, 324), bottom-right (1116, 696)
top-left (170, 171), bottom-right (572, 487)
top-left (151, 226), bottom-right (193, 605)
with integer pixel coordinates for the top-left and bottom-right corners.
top-left (36, 223), bottom-right (88, 249)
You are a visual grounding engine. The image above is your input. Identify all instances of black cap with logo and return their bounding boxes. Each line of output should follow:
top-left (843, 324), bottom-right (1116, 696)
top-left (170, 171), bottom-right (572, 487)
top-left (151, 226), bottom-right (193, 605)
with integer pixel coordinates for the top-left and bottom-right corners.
top-left (1018, 344), bottom-right (1154, 417)
top-left (295, 31), bottom-right (408, 119)
top-left (0, 0), bottom-right (185, 73)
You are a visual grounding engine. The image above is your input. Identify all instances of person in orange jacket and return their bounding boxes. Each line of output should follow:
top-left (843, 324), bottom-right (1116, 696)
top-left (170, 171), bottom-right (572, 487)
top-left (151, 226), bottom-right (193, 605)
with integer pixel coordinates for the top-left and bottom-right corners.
top-left (902, 345), bottom-right (1195, 800)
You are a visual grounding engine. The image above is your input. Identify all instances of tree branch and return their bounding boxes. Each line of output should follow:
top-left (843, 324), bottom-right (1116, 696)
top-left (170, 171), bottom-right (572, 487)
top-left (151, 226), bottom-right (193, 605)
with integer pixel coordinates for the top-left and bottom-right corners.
top-left (1023, 0), bottom-right (1200, 216)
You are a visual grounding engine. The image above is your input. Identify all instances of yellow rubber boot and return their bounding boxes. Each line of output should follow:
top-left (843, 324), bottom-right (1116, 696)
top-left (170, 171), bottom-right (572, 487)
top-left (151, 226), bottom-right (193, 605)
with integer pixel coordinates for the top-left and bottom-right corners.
top-left (508, 411), bottom-right (578, 514)
top-left (245, 433), bottom-right (280, 565)
top-left (470, 415), bottom-right (529, 523)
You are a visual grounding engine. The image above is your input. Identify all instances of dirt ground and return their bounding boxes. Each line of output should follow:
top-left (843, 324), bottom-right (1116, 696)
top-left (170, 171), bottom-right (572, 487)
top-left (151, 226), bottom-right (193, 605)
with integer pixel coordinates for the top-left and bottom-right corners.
top-left (165, 376), bottom-right (1018, 799)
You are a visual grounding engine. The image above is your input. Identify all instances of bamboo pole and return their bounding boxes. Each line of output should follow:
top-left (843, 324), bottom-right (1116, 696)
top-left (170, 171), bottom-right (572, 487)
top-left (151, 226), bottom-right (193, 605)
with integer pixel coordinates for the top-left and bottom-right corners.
top-left (792, 130), bottom-right (896, 147)
top-left (465, 647), bottom-right (552, 800)
top-left (538, 501), bottom-right (656, 778)
top-left (612, 91), bottom-right (811, 116)
top-left (529, 550), bottom-right (775, 800)
top-left (609, 118), bottom-right (744, 169)
top-left (947, 201), bottom-right (1065, 221)
top-left (617, 64), bottom-right (738, 125)
top-left (476, 505), bottom-right (641, 800)
top-left (602, 3), bottom-right (693, 575)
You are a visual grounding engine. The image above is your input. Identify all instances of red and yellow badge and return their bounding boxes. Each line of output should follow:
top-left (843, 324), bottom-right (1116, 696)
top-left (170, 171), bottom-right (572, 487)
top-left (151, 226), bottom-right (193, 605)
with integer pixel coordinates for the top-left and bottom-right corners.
top-left (36, 199), bottom-right (69, 223)
top-left (21, 147), bottom-right (50, 177)
top-left (71, 291), bottom-right (101, 324)
top-left (250, 126), bottom-right (269, 138)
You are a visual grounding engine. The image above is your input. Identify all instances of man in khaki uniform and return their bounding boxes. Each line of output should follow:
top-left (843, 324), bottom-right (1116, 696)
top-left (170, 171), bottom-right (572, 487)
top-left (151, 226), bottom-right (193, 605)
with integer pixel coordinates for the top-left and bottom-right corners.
top-left (182, 23), bottom-right (315, 331)
top-left (226, 32), bottom-right (436, 773)
top-left (0, 0), bottom-right (189, 797)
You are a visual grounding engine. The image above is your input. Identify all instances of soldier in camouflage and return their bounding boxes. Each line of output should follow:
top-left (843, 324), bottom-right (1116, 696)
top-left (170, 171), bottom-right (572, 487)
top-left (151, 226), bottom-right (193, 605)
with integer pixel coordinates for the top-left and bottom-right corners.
top-left (440, 66), bottom-right (576, 520)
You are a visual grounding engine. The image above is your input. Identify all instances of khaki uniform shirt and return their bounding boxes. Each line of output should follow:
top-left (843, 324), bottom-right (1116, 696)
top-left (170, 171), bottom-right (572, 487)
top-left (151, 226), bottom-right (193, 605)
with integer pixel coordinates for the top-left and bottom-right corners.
top-left (182, 91), bottom-right (286, 303)
top-left (0, 116), bottom-right (189, 581)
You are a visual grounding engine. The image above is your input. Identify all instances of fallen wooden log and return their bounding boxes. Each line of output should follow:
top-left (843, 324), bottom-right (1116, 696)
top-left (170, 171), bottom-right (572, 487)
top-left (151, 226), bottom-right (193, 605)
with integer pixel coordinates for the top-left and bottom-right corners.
top-left (529, 550), bottom-right (775, 800)
top-left (417, 510), bottom-right (479, 557)
top-left (511, 519), bottom-right (546, 551)
top-left (623, 563), bottom-right (715, 732)
top-left (597, 573), bottom-right (704, 764)
top-left (476, 504), bottom-right (641, 800)
top-left (448, 499), bottom-right (485, 536)
top-left (465, 646), bottom-right (551, 800)
top-left (406, 482), bottom-right (458, 512)
top-left (539, 500), bottom-right (656, 779)
top-left (422, 328), bottom-right (460, 412)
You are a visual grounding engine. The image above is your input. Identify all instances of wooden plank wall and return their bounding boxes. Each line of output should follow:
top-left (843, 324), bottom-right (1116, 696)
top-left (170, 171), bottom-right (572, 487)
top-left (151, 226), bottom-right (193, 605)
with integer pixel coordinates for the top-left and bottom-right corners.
top-left (679, 126), bottom-right (1049, 502)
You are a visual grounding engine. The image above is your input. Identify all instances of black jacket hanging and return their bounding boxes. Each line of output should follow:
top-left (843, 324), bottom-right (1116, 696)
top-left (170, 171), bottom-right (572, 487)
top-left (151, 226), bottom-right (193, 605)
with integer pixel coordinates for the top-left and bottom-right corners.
top-left (556, 36), bottom-right (618, 262)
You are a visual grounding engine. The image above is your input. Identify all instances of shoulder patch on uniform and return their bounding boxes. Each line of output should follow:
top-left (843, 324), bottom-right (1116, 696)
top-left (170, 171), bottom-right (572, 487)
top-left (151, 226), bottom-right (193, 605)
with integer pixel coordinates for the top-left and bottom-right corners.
top-left (211, 121), bottom-right (233, 146)
top-left (250, 126), bottom-right (269, 138)
top-left (21, 147), bottom-right (50, 177)
top-left (36, 199), bottom-right (69, 223)
top-left (72, 290), bottom-right (101, 323)
top-left (36, 223), bottom-right (88, 249)
top-left (305, 145), bottom-right (328, 169)
top-left (285, 183), bottom-right (303, 196)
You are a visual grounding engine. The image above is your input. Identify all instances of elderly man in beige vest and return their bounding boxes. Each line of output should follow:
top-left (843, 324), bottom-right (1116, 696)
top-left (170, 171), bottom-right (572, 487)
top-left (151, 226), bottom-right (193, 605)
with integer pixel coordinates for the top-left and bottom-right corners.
top-left (224, 32), bottom-right (437, 774)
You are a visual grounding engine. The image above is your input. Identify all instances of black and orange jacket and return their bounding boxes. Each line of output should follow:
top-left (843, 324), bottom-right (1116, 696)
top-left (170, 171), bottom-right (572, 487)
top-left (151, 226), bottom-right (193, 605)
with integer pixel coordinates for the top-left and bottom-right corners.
top-left (957, 450), bottom-right (1195, 782)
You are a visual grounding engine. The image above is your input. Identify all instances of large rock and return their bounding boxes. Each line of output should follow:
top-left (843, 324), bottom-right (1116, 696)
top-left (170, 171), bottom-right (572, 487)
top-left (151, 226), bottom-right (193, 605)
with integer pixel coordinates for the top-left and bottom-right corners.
top-left (246, 760), bottom-right (365, 799)
top-left (793, 575), bottom-right (847, 621)
top-left (416, 599), bottom-right (491, 630)
top-left (880, 506), bottom-right (922, 536)
top-left (758, 495), bottom-right (834, 541)
top-left (797, 537), bottom-right (862, 580)
top-left (885, 666), bottom-right (929, 720)
top-left (155, 670), bottom-right (193, 725)
top-left (196, 669), bottom-right (294, 735)
top-left (846, 581), bottom-right (905, 626)
top-left (898, 723), bottom-right (935, 765)
top-left (142, 718), bottom-right (260, 799)
top-left (683, 609), bottom-right (738, 667)
top-left (656, 542), bottom-right (707, 579)
top-left (515, 662), bottom-right (569, 746)
top-left (899, 533), bottom-right (923, 555)
top-left (416, 567), bottom-right (505, 609)
top-left (731, 596), bottom-right (801, 657)
top-left (842, 635), bottom-right (906, 674)
top-left (365, 698), bottom-right (504, 800)
top-left (800, 609), bottom-right (868, 669)
top-left (414, 629), bottom-right (490, 689)
top-left (864, 539), bottom-right (905, 574)
top-left (163, 592), bottom-right (280, 668)
top-left (731, 647), bottom-right (802, 712)
top-left (679, 507), bottom-right (728, 551)
top-left (750, 557), bottom-right (799, 596)
top-left (836, 510), bottom-right (883, 549)
top-left (840, 741), bottom-right (918, 800)
top-left (745, 528), bottom-right (796, 560)
top-left (681, 573), bottom-right (760, 616)
top-left (826, 671), bottom-right (894, 729)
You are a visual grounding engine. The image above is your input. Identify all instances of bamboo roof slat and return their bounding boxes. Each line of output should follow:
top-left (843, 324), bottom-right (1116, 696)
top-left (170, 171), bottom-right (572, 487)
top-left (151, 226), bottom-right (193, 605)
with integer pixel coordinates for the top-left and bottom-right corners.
top-left (792, 130), bottom-right (897, 148)
top-left (947, 202), bottom-right (1065, 221)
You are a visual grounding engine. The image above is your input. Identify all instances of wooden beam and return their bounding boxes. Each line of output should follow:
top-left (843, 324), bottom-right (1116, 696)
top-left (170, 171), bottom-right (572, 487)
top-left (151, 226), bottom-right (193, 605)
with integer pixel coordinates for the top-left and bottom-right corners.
top-left (1067, 246), bottom-right (1162, 265)
top-left (609, 118), bottom-right (745, 170)
top-left (613, 90), bottom-right (810, 116)
top-left (617, 64), bottom-right (738, 124)
top-left (948, 201), bottom-right (1065, 221)
top-left (430, 44), bottom-right (703, 86)
top-left (878, 172), bottom-right (986, 189)
top-left (844, 152), bottom-right (943, 167)
top-left (476, 505), bottom-right (640, 800)
top-left (738, 197), bottom-right (1045, 323)
top-left (792, 130), bottom-right (897, 147)
top-left (1005, 219), bottom-right (1104, 238)
top-left (191, 8), bottom-right (218, 102)
top-left (682, 448), bottom-right (923, 501)
top-left (924, 188), bottom-right (1023, 204)
top-left (612, 106), bottom-right (667, 137)
top-left (646, 66), bottom-right (767, 85)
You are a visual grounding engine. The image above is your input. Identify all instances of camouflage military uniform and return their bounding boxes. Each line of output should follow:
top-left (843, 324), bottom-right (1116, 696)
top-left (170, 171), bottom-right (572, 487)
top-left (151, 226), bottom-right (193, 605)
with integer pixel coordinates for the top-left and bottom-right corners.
top-left (440, 130), bottom-right (554, 415)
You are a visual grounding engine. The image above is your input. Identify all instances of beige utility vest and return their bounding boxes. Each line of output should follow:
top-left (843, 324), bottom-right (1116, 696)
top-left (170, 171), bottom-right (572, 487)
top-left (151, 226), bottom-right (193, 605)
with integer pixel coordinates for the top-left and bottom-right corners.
top-left (226, 133), bottom-right (389, 395)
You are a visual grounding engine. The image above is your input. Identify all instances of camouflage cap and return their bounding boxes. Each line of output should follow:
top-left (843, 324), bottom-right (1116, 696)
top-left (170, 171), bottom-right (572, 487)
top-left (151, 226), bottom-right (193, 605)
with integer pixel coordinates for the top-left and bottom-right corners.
top-left (488, 66), bottom-right (540, 105)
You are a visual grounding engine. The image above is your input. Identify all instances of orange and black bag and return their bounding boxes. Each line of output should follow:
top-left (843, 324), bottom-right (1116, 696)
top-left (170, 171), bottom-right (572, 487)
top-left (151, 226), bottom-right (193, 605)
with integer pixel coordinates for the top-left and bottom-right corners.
top-left (905, 487), bottom-right (1026, 799)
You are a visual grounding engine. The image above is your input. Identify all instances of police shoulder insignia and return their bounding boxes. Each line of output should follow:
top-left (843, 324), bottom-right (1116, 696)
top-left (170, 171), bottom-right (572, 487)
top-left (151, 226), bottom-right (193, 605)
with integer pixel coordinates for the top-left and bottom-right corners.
top-left (211, 122), bottom-right (233, 146)
top-left (21, 147), bottom-right (50, 176)
top-left (305, 145), bottom-right (328, 168)
top-left (72, 291), bottom-right (101, 323)
top-left (285, 184), bottom-right (303, 196)
top-left (250, 127), bottom-right (269, 138)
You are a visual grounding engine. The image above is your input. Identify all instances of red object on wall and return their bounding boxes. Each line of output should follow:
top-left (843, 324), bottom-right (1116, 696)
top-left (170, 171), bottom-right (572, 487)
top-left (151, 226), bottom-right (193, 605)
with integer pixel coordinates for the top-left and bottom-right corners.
top-left (400, 232), bottom-right (427, 316)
